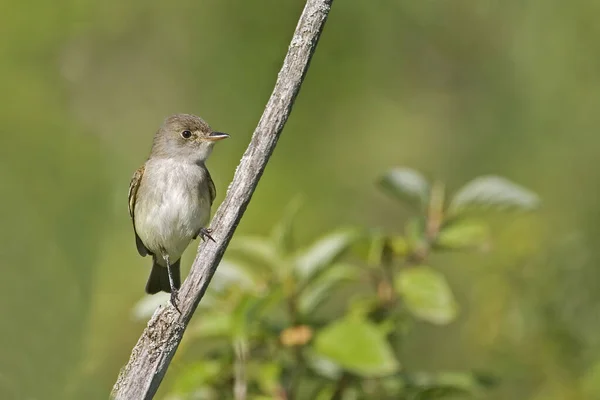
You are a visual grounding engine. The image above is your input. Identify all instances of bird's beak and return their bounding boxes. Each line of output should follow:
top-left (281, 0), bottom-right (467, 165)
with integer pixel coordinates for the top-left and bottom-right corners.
top-left (206, 131), bottom-right (230, 141)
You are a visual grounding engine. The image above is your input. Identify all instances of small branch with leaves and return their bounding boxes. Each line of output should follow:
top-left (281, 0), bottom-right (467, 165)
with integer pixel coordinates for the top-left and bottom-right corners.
top-left (144, 169), bottom-right (538, 399)
top-left (110, 0), bottom-right (334, 398)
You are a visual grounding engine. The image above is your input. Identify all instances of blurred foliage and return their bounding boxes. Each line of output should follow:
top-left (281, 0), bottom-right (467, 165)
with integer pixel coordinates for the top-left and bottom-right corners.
top-left (2, 0), bottom-right (600, 399)
top-left (134, 168), bottom-right (537, 399)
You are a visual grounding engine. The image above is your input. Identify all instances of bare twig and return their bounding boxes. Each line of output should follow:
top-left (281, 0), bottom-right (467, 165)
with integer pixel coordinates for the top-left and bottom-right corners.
top-left (111, 1), bottom-right (334, 398)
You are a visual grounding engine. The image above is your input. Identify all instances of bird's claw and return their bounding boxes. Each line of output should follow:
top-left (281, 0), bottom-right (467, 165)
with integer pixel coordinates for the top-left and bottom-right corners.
top-left (198, 227), bottom-right (216, 243)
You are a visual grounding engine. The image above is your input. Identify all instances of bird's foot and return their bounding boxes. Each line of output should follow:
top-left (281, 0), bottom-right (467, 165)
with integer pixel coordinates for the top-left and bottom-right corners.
top-left (197, 227), bottom-right (215, 243)
top-left (170, 289), bottom-right (181, 314)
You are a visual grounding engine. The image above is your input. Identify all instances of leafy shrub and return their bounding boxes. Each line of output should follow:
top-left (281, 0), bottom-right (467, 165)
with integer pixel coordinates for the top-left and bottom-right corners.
top-left (135, 167), bottom-right (539, 400)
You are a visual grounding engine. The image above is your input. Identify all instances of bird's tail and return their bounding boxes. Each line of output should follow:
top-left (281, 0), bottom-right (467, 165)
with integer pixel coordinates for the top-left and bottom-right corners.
top-left (145, 256), bottom-right (181, 294)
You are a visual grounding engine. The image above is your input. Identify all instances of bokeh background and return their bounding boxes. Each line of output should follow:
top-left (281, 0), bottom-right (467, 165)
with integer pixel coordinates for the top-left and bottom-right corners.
top-left (2, 0), bottom-right (600, 398)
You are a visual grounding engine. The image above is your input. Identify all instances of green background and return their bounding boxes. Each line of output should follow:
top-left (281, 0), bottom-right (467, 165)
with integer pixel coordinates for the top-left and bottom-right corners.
top-left (2, 0), bottom-right (599, 398)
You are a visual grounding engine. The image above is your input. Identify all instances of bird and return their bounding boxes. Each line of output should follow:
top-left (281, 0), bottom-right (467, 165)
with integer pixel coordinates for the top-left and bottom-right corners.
top-left (128, 113), bottom-right (229, 311)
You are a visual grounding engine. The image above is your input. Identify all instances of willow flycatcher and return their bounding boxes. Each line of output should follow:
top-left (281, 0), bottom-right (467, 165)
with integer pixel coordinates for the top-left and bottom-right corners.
top-left (128, 113), bottom-right (229, 311)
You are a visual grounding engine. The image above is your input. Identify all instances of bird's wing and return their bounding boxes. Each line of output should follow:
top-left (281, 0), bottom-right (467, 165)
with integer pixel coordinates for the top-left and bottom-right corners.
top-left (206, 168), bottom-right (217, 206)
top-left (128, 165), bottom-right (151, 256)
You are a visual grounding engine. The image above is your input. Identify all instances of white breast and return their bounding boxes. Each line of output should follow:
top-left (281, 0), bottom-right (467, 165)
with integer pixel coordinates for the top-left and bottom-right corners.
top-left (134, 159), bottom-right (211, 263)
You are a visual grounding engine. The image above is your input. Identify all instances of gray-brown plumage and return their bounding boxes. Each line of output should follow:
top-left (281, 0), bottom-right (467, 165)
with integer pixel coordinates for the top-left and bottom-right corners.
top-left (128, 114), bottom-right (228, 311)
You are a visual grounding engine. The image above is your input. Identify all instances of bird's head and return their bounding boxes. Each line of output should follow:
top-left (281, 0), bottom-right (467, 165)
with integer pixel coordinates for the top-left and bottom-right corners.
top-left (152, 113), bottom-right (229, 163)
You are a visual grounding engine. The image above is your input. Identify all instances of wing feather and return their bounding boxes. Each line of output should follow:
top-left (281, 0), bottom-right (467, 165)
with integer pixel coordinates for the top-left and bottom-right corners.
top-left (206, 168), bottom-right (217, 206)
top-left (128, 165), bottom-right (151, 256)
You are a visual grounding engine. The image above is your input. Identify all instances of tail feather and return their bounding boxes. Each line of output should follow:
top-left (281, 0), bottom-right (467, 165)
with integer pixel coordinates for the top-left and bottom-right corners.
top-left (145, 257), bottom-right (181, 294)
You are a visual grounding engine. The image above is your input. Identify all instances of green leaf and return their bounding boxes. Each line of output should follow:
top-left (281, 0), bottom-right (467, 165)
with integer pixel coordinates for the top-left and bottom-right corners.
top-left (270, 197), bottom-right (303, 255)
top-left (449, 175), bottom-right (540, 215)
top-left (231, 293), bottom-right (270, 338)
top-left (436, 220), bottom-right (490, 251)
top-left (380, 375), bottom-right (406, 396)
top-left (313, 317), bottom-right (400, 377)
top-left (305, 350), bottom-right (343, 380)
top-left (227, 236), bottom-right (283, 273)
top-left (405, 217), bottom-right (426, 245)
top-left (395, 267), bottom-right (458, 325)
top-left (313, 385), bottom-right (336, 400)
top-left (352, 231), bottom-right (381, 264)
top-left (298, 263), bottom-right (359, 315)
top-left (347, 295), bottom-right (381, 319)
top-left (188, 311), bottom-right (233, 338)
top-left (389, 236), bottom-right (409, 257)
top-left (210, 259), bottom-right (263, 292)
top-left (247, 361), bottom-right (281, 395)
top-left (404, 371), bottom-right (488, 398)
top-left (358, 231), bottom-right (385, 266)
top-left (379, 167), bottom-right (430, 209)
top-left (171, 361), bottom-right (222, 394)
top-left (294, 228), bottom-right (360, 284)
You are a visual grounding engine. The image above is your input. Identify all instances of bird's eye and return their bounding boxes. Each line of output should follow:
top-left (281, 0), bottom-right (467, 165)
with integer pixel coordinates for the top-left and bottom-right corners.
top-left (181, 130), bottom-right (192, 139)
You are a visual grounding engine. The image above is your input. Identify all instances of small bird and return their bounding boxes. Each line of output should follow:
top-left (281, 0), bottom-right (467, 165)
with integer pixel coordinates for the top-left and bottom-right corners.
top-left (128, 114), bottom-right (229, 311)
